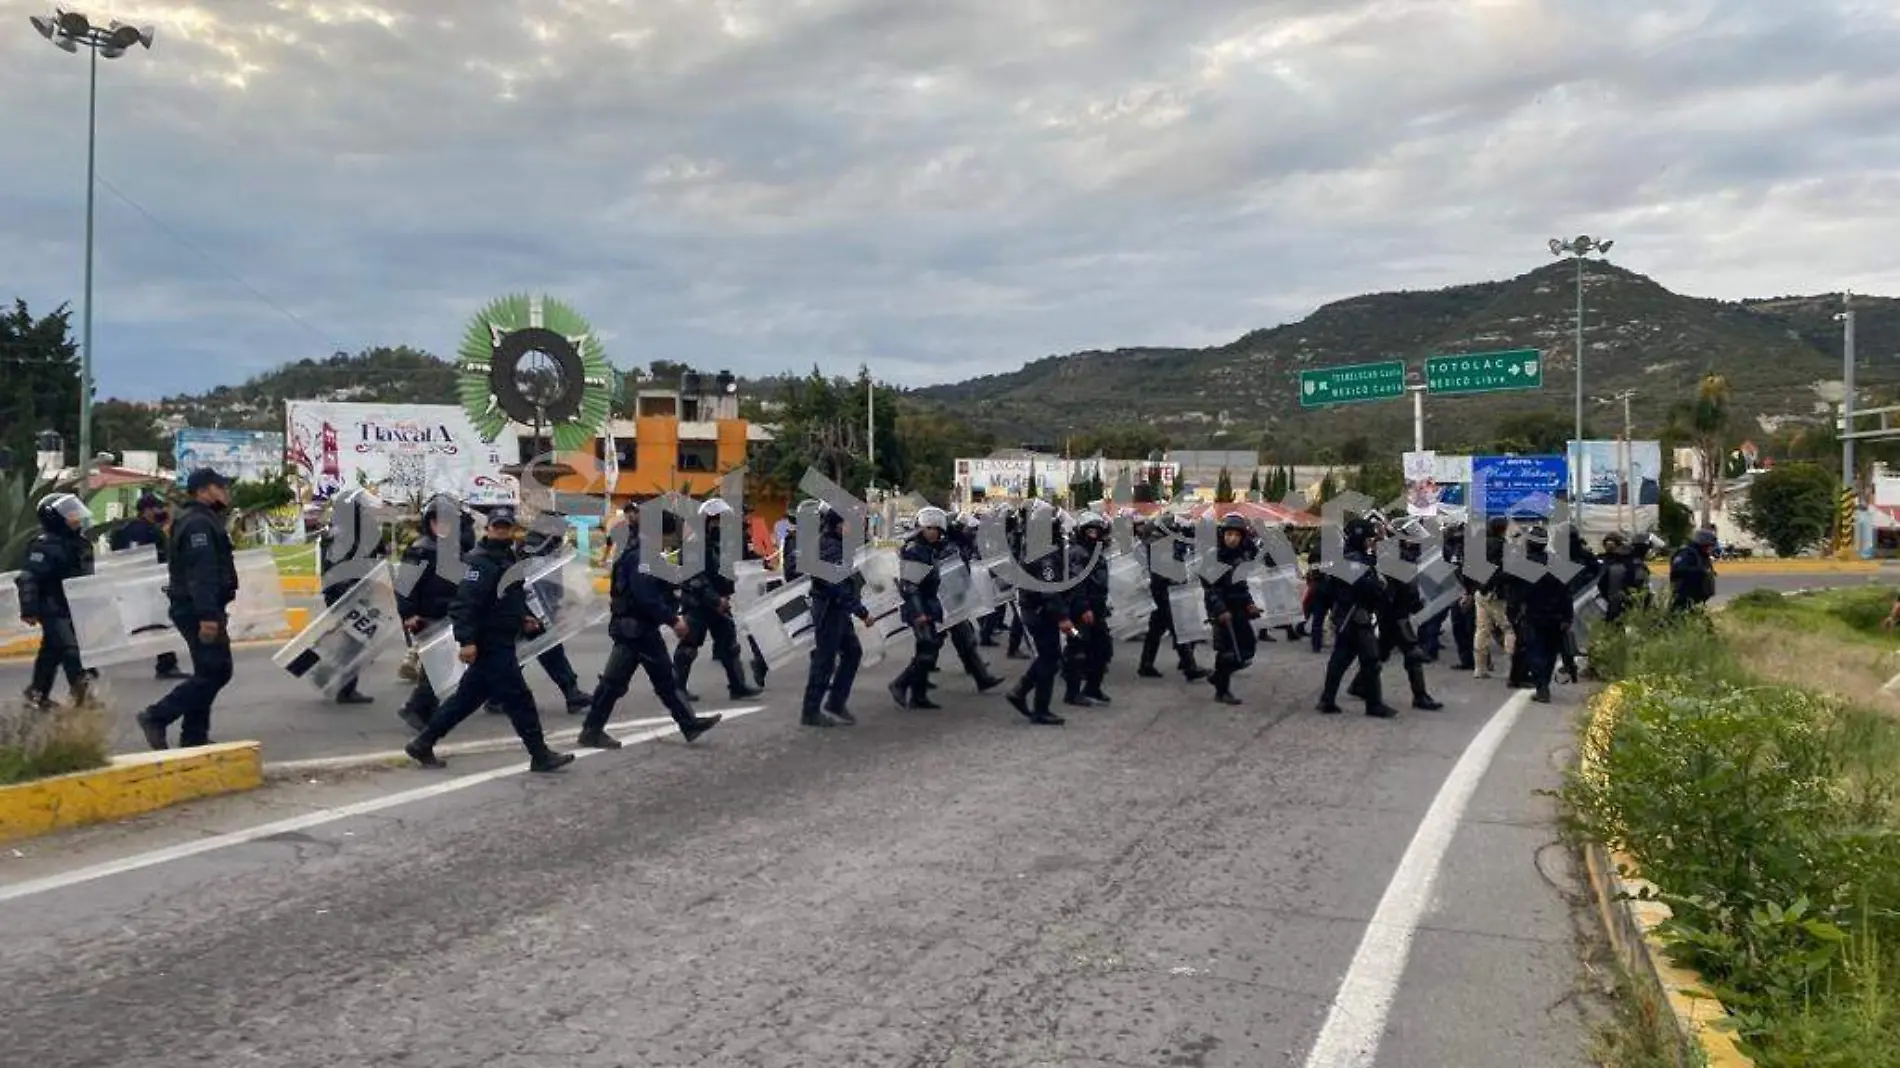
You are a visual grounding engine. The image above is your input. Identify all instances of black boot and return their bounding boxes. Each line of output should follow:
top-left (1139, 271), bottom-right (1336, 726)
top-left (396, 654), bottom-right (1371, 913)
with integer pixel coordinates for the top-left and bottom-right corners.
top-left (888, 667), bottom-right (914, 709)
top-left (722, 655), bottom-right (762, 700)
top-left (405, 730), bottom-right (447, 768)
top-left (577, 728), bottom-right (623, 749)
top-left (823, 701), bottom-right (856, 724)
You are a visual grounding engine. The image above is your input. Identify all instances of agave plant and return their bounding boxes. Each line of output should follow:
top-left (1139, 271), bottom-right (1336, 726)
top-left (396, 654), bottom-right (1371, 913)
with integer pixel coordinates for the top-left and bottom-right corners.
top-left (0, 470), bottom-right (88, 573)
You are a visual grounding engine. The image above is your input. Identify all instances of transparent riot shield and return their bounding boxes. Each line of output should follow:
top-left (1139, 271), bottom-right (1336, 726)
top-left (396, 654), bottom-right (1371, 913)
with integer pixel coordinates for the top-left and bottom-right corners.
top-left (96, 544), bottom-right (158, 572)
top-left (1107, 551), bottom-right (1153, 638)
top-left (854, 545), bottom-right (901, 602)
top-left (271, 569), bottom-right (404, 699)
top-left (66, 563), bottom-right (184, 667)
top-left (227, 548), bottom-right (292, 642)
top-left (1571, 589), bottom-right (1607, 655)
top-left (0, 574), bottom-right (36, 649)
top-left (1408, 562), bottom-right (1463, 630)
top-left (1168, 582), bottom-right (1211, 646)
top-left (515, 550), bottom-right (605, 664)
top-left (732, 558), bottom-right (777, 610)
top-left (856, 586), bottom-right (911, 669)
top-left (416, 620), bottom-right (467, 699)
top-left (737, 577), bottom-right (816, 671)
top-left (935, 557), bottom-right (976, 632)
top-left (1248, 564), bottom-right (1305, 628)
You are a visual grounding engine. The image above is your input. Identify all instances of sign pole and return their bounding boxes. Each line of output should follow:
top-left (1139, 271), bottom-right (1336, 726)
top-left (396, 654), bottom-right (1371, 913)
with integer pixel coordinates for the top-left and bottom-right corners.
top-left (1410, 387), bottom-right (1425, 452)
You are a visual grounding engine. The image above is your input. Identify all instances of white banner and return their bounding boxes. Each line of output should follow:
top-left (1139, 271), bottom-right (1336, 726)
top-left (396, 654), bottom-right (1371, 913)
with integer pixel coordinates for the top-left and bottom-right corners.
top-left (285, 401), bottom-right (518, 506)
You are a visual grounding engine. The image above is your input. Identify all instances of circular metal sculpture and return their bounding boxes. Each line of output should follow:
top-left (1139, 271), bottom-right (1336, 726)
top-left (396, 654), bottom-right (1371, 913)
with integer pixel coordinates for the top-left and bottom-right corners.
top-left (456, 294), bottom-right (615, 451)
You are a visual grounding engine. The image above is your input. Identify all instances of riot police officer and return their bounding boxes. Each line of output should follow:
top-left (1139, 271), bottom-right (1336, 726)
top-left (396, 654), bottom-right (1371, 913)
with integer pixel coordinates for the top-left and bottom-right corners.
top-left (1137, 513), bottom-right (1209, 681)
top-left (1062, 511), bottom-right (1114, 706)
top-left (136, 468), bottom-right (240, 750)
top-left (800, 504), bottom-right (871, 727)
top-left (1317, 517), bottom-right (1401, 718)
top-left (1597, 532), bottom-right (1651, 622)
top-left (941, 511), bottom-right (1005, 693)
top-left (1515, 526), bottom-right (1575, 703)
top-left (889, 506), bottom-right (950, 709)
top-left (1443, 524), bottom-right (1478, 670)
top-left (1201, 513), bottom-right (1260, 705)
top-left (1356, 518), bottom-right (1443, 710)
top-left (318, 487), bottom-right (386, 705)
top-left (1669, 529), bottom-right (1717, 613)
top-left (673, 498), bottom-right (763, 705)
top-left (110, 492), bottom-right (183, 679)
top-left (781, 499), bottom-right (820, 582)
top-left (508, 512), bottom-right (593, 714)
top-left (16, 493), bottom-right (95, 709)
top-left (1003, 502), bottom-right (1068, 725)
top-left (404, 506), bottom-right (573, 772)
top-left (392, 493), bottom-right (465, 733)
top-left (581, 526), bottom-right (721, 747)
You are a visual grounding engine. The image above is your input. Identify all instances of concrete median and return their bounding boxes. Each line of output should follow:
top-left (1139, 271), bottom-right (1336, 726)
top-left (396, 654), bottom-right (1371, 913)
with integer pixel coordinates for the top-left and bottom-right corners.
top-left (0, 741), bottom-right (263, 845)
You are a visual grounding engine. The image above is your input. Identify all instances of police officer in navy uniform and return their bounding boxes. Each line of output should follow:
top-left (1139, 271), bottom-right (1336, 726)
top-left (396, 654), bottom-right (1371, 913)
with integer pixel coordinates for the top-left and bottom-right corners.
top-left (1061, 511), bottom-right (1114, 706)
top-left (581, 524), bottom-right (721, 747)
top-left (1317, 517), bottom-right (1401, 719)
top-left (506, 511), bottom-right (593, 714)
top-left (16, 493), bottom-right (96, 709)
top-left (673, 498), bottom-right (764, 705)
top-left (392, 493), bottom-right (466, 733)
top-left (1515, 526), bottom-right (1576, 703)
top-left (1003, 502), bottom-right (1068, 725)
top-left (1669, 529), bottom-right (1718, 614)
top-left (940, 511), bottom-right (1006, 693)
top-left (317, 487), bottom-right (386, 705)
top-left (890, 506), bottom-right (950, 709)
top-left (136, 468), bottom-right (240, 750)
top-left (404, 506), bottom-right (573, 772)
top-left (1356, 519), bottom-right (1443, 711)
top-left (1137, 512), bottom-right (1209, 681)
top-left (110, 492), bottom-right (184, 679)
top-left (800, 504), bottom-right (872, 727)
top-left (1201, 513), bottom-right (1260, 705)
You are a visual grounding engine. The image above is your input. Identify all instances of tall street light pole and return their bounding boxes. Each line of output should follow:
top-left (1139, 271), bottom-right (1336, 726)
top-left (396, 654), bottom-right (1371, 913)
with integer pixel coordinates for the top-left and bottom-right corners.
top-left (1837, 292), bottom-right (1857, 491)
top-left (29, 8), bottom-right (155, 476)
top-left (1549, 234), bottom-right (1614, 509)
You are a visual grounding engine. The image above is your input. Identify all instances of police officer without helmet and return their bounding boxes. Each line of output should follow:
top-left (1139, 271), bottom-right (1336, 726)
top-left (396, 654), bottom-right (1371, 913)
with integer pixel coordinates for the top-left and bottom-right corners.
top-left (582, 516), bottom-right (721, 746)
top-left (404, 506), bottom-right (574, 772)
top-left (16, 493), bottom-right (96, 709)
top-left (136, 468), bottom-right (239, 750)
top-left (392, 493), bottom-right (466, 734)
top-left (109, 492), bottom-right (183, 679)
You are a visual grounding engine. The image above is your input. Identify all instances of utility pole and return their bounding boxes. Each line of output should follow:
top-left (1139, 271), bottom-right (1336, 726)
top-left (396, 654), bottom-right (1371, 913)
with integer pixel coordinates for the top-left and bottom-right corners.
top-left (1841, 292), bottom-right (1857, 492)
top-left (1409, 386), bottom-right (1425, 452)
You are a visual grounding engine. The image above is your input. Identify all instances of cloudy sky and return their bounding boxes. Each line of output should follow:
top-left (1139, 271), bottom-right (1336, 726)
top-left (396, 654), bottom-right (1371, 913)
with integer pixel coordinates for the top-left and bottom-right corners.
top-left (4, 0), bottom-right (1897, 401)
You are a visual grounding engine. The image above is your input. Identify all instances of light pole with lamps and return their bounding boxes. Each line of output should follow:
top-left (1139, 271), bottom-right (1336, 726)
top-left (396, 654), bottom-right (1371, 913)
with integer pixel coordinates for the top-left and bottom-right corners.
top-left (1549, 234), bottom-right (1613, 507)
top-left (28, 7), bottom-right (155, 476)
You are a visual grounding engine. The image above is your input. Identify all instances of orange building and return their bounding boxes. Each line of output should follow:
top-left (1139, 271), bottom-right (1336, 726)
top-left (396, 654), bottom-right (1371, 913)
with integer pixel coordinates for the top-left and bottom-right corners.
top-left (503, 374), bottom-right (787, 532)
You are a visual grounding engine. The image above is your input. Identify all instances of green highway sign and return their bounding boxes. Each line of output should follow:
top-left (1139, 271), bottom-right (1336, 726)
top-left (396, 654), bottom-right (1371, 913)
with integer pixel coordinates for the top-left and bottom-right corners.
top-left (1298, 360), bottom-right (1407, 408)
top-left (1425, 349), bottom-right (1543, 395)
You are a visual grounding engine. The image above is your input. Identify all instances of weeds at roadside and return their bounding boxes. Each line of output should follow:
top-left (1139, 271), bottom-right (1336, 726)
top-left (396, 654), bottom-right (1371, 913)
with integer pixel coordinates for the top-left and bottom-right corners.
top-left (0, 698), bottom-right (111, 785)
top-left (1591, 964), bottom-right (1707, 1068)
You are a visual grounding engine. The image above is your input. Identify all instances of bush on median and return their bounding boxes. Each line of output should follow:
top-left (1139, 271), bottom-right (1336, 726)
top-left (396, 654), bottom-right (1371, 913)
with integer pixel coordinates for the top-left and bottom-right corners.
top-left (0, 699), bottom-right (111, 786)
top-left (1565, 602), bottom-right (1900, 1065)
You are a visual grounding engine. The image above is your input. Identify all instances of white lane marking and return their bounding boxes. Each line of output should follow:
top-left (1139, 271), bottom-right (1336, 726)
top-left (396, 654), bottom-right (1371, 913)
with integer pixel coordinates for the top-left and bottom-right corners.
top-left (1300, 689), bottom-right (1533, 1068)
top-left (0, 706), bottom-right (767, 906)
top-left (264, 716), bottom-right (677, 774)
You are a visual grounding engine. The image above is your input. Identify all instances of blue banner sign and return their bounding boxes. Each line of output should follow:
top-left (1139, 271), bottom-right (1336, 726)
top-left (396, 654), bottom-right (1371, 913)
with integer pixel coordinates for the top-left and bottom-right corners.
top-left (1470, 455), bottom-right (1567, 518)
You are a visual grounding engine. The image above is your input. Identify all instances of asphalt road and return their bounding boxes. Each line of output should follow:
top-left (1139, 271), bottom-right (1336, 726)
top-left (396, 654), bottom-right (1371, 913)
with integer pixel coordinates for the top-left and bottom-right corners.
top-left (0, 623), bottom-right (1601, 1068)
top-left (2, 567), bottom-right (1880, 766)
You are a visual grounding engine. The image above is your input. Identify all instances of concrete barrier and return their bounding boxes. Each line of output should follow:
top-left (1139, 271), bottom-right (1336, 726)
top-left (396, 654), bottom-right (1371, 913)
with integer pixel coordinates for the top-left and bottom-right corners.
top-left (0, 741), bottom-right (263, 845)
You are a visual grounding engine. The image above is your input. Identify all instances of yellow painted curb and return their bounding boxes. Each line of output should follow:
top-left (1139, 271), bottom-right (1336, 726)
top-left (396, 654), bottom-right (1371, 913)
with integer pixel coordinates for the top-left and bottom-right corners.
top-left (1581, 684), bottom-right (1756, 1068)
top-left (285, 606), bottom-right (310, 633)
top-left (1715, 559), bottom-right (1879, 574)
top-left (0, 741), bottom-right (262, 845)
top-left (279, 575), bottom-right (319, 596)
top-left (0, 609), bottom-right (302, 662)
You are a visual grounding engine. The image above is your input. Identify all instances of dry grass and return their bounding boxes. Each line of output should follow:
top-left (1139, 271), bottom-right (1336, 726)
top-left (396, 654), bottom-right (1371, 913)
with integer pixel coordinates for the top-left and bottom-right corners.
top-left (0, 697), bottom-right (111, 785)
top-left (1718, 587), bottom-right (1900, 714)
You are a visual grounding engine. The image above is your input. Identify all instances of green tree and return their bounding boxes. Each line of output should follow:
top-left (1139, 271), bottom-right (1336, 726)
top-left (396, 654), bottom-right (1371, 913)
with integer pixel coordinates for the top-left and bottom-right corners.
top-left (91, 400), bottom-right (170, 464)
top-left (1215, 467), bottom-right (1235, 503)
top-left (1314, 472), bottom-right (1339, 506)
top-left (1735, 462), bottom-right (1835, 557)
top-left (1339, 435), bottom-right (1371, 465)
top-left (747, 367), bottom-right (903, 496)
top-left (1667, 374), bottom-right (1732, 528)
top-left (0, 299), bottom-right (80, 470)
top-left (1347, 459), bottom-right (1404, 508)
top-left (894, 402), bottom-right (994, 502)
top-left (1169, 467), bottom-right (1186, 499)
top-left (1489, 411), bottom-right (1592, 455)
top-left (1069, 425), bottom-right (1169, 460)
top-left (1247, 468), bottom-right (1261, 500)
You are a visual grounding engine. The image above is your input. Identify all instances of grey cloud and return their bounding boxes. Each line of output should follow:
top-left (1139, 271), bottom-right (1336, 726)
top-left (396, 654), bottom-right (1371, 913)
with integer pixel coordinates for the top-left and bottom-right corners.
top-left (1, 0), bottom-right (1896, 399)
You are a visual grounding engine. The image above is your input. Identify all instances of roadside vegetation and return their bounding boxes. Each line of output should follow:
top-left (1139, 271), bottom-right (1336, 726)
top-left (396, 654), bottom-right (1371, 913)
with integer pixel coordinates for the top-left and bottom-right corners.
top-left (1565, 593), bottom-right (1900, 1066)
top-left (0, 700), bottom-right (110, 785)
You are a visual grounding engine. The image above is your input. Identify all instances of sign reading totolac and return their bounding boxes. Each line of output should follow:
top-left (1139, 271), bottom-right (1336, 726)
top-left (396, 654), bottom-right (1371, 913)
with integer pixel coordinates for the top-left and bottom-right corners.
top-left (284, 401), bottom-right (518, 505)
top-left (1298, 361), bottom-right (1406, 408)
top-left (1425, 349), bottom-right (1542, 395)
top-left (173, 428), bottom-right (284, 485)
